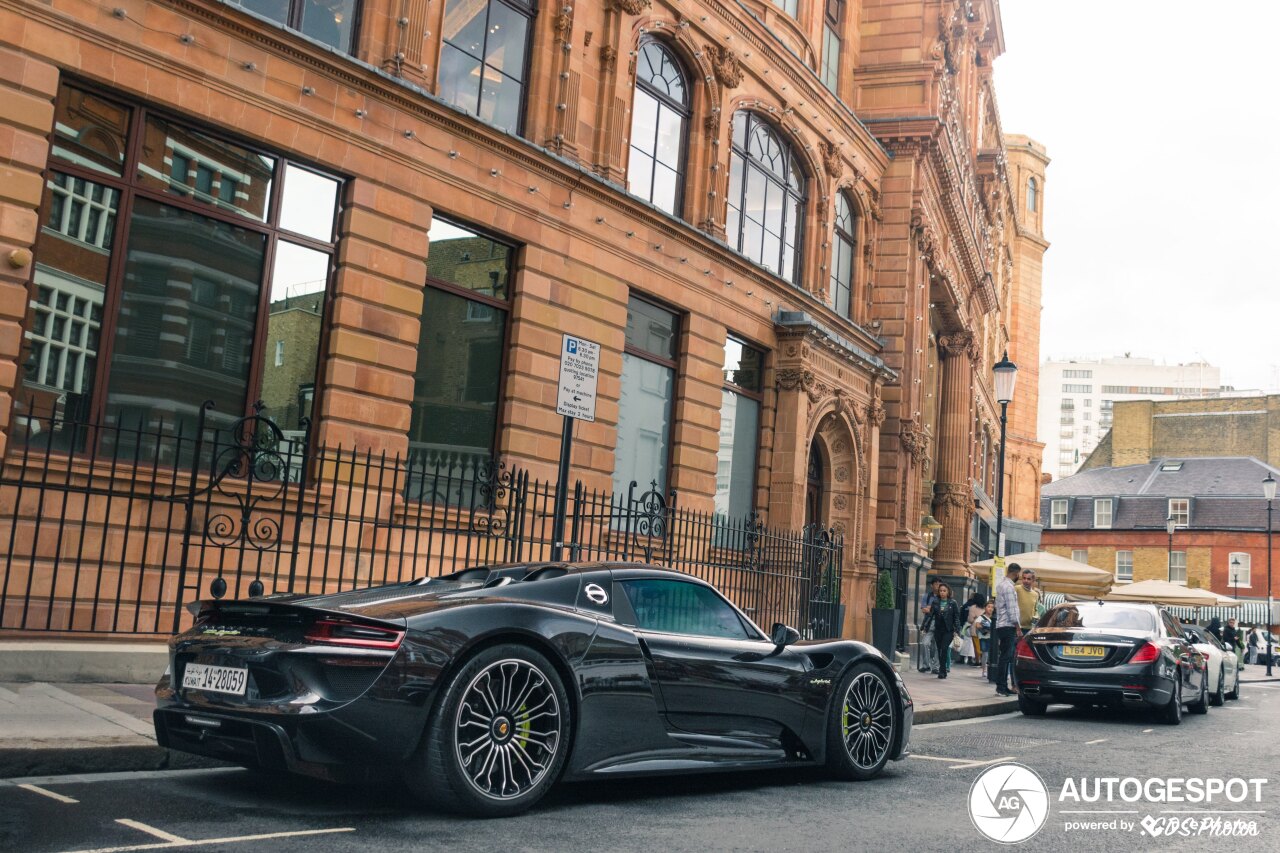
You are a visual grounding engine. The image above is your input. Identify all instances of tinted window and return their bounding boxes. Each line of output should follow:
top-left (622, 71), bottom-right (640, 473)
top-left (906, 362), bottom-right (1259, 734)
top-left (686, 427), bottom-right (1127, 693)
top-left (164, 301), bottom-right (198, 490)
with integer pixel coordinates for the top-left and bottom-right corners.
top-left (621, 579), bottom-right (751, 640)
top-left (1037, 604), bottom-right (1157, 632)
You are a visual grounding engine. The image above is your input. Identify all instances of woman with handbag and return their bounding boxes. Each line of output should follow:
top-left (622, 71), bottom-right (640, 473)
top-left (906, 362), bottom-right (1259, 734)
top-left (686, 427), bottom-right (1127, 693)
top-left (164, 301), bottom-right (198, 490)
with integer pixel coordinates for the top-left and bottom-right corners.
top-left (932, 582), bottom-right (962, 679)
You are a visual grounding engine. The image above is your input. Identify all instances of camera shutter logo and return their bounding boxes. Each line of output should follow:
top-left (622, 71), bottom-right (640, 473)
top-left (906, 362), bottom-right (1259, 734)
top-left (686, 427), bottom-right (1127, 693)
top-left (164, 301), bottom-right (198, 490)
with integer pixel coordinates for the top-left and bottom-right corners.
top-left (968, 763), bottom-right (1050, 844)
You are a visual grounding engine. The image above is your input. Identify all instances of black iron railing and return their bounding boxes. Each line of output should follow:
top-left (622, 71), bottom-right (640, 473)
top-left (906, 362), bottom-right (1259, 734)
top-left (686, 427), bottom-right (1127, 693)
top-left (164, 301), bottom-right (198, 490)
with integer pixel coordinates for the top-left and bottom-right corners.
top-left (0, 402), bottom-right (844, 638)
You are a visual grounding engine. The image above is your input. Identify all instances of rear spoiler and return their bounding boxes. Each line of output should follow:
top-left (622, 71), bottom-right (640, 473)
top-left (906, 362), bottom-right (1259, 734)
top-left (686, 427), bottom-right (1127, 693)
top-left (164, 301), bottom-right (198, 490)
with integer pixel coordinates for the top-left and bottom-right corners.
top-left (185, 598), bottom-right (407, 628)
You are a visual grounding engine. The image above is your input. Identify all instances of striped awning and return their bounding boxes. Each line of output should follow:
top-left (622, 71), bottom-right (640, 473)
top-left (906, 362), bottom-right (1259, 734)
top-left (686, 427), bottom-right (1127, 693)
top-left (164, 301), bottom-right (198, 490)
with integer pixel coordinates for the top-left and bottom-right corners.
top-left (1041, 592), bottom-right (1276, 625)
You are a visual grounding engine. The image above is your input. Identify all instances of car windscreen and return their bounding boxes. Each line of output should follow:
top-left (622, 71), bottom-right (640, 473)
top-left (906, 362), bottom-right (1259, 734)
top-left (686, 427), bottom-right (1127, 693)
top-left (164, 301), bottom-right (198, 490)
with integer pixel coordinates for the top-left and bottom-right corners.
top-left (1036, 604), bottom-right (1156, 632)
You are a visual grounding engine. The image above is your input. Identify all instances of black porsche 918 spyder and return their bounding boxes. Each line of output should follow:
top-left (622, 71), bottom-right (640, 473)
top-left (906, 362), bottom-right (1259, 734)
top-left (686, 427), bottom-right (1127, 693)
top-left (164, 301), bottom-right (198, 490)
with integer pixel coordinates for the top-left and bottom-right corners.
top-left (155, 562), bottom-right (912, 816)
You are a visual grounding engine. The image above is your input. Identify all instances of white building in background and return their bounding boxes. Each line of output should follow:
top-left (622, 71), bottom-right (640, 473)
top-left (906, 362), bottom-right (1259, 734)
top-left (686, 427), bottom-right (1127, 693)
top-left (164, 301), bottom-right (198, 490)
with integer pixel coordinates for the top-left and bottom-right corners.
top-left (1039, 356), bottom-right (1222, 480)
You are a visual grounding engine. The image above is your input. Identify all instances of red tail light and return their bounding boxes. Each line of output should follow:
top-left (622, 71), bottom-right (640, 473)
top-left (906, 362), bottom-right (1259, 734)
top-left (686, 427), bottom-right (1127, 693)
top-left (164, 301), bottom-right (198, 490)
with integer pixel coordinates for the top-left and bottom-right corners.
top-left (304, 619), bottom-right (405, 650)
top-left (1016, 636), bottom-right (1036, 660)
top-left (1130, 642), bottom-right (1161, 664)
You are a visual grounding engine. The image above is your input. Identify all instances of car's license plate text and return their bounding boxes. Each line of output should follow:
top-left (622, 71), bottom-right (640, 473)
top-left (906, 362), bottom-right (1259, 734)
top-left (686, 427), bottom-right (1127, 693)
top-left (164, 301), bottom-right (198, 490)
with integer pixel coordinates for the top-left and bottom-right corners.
top-left (182, 663), bottom-right (248, 696)
top-left (1061, 645), bottom-right (1106, 658)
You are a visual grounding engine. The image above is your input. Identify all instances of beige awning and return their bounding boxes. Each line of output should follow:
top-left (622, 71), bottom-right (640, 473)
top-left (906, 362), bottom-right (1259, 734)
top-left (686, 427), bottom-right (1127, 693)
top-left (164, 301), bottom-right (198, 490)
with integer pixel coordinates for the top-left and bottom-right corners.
top-left (971, 551), bottom-right (1113, 596)
top-left (1103, 579), bottom-right (1223, 607)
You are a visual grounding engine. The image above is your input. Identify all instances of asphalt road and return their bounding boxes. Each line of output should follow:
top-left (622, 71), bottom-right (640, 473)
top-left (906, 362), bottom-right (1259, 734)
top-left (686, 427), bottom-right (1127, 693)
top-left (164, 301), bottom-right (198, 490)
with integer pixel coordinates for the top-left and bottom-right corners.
top-left (4, 683), bottom-right (1280, 853)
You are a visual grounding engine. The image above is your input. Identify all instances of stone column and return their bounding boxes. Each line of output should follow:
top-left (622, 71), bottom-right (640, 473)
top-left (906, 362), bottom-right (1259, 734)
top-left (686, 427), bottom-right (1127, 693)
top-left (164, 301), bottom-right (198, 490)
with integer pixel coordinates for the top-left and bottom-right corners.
top-left (932, 331), bottom-right (976, 573)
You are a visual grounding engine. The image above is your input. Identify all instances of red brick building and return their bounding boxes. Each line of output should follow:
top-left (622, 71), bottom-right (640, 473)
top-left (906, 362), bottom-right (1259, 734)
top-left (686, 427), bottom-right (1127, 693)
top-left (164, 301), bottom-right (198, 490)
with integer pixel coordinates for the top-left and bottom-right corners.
top-left (0, 0), bottom-right (1046, 639)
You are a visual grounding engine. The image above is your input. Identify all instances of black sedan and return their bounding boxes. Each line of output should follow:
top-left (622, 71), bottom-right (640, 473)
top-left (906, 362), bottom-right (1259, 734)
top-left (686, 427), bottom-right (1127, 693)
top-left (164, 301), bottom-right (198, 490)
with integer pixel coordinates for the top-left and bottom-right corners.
top-left (155, 562), bottom-right (912, 816)
top-left (1013, 601), bottom-right (1209, 723)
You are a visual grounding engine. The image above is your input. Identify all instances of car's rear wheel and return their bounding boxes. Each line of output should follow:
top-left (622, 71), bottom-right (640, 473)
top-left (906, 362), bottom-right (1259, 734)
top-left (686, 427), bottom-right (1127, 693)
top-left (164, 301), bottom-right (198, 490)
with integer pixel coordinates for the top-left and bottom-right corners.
top-left (407, 644), bottom-right (571, 817)
top-left (826, 662), bottom-right (897, 781)
top-left (1018, 693), bottom-right (1047, 716)
top-left (1188, 673), bottom-right (1209, 714)
top-left (1210, 666), bottom-right (1225, 706)
top-left (1158, 679), bottom-right (1182, 725)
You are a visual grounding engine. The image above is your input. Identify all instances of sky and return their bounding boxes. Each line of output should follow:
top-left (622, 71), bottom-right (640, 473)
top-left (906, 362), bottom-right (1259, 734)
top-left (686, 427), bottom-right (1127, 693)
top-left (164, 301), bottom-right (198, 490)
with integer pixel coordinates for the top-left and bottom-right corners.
top-left (992, 0), bottom-right (1280, 393)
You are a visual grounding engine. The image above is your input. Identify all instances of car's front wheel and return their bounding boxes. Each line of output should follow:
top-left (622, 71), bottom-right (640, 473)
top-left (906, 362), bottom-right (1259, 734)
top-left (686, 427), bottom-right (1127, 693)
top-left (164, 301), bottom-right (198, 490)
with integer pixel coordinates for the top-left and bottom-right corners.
top-left (407, 644), bottom-right (571, 817)
top-left (827, 662), bottom-right (897, 781)
top-left (1210, 666), bottom-right (1225, 706)
top-left (1226, 668), bottom-right (1240, 701)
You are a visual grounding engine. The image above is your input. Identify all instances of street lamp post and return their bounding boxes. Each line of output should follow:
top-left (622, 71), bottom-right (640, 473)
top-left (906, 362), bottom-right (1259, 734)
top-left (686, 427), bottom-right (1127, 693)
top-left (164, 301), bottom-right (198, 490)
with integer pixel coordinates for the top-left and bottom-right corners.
top-left (1264, 473), bottom-right (1275, 676)
top-left (992, 353), bottom-right (1018, 559)
top-left (1166, 515), bottom-right (1176, 582)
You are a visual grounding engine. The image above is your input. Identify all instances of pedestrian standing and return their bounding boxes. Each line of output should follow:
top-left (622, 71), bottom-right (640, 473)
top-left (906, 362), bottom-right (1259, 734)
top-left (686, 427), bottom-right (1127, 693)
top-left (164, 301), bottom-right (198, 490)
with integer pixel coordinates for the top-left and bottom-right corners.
top-left (1016, 568), bottom-right (1042, 634)
top-left (977, 601), bottom-right (994, 678)
top-left (994, 563), bottom-right (1022, 696)
top-left (918, 576), bottom-right (940, 673)
top-left (959, 594), bottom-right (986, 665)
top-left (1225, 618), bottom-right (1245, 667)
top-left (1206, 617), bottom-right (1223, 643)
top-left (932, 583), bottom-right (961, 679)
top-left (1247, 626), bottom-right (1259, 665)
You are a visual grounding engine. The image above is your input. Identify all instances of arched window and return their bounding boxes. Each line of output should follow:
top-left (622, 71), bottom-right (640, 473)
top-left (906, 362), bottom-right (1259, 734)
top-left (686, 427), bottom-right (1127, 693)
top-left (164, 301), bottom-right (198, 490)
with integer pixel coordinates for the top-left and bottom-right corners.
top-left (726, 112), bottom-right (806, 284)
top-left (830, 193), bottom-right (856, 319)
top-left (1027, 176), bottom-right (1038, 213)
top-left (628, 41), bottom-right (689, 217)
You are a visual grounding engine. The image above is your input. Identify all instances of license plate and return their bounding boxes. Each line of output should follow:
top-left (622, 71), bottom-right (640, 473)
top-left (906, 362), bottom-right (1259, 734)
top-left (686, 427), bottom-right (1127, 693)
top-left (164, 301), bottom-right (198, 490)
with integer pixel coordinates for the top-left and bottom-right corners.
top-left (182, 663), bottom-right (248, 696)
top-left (1061, 645), bottom-right (1106, 659)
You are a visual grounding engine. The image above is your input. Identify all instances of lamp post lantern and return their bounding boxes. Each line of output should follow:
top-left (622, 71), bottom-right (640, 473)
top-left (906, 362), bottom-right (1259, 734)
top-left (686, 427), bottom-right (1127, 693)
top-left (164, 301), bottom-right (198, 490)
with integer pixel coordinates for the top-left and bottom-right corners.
top-left (1264, 473), bottom-right (1275, 675)
top-left (992, 352), bottom-right (1018, 558)
top-left (1166, 515), bottom-right (1177, 583)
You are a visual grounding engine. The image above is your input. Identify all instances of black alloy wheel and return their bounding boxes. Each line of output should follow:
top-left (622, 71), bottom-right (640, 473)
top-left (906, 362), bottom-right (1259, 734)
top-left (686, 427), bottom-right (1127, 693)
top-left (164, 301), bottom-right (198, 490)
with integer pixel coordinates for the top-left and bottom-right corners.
top-left (1188, 672), bottom-right (1210, 715)
top-left (1159, 678), bottom-right (1182, 725)
top-left (1210, 666), bottom-right (1225, 707)
top-left (407, 644), bottom-right (571, 817)
top-left (827, 662), bottom-right (897, 781)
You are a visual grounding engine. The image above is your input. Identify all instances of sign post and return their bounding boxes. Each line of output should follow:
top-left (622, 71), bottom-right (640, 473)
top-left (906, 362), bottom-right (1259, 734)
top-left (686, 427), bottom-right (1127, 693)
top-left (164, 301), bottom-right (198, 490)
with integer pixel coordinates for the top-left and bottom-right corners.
top-left (551, 334), bottom-right (600, 560)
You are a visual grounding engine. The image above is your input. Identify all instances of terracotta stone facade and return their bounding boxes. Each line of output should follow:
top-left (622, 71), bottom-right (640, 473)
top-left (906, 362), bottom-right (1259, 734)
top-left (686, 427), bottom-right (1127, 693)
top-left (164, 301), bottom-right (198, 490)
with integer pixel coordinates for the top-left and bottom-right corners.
top-left (0, 0), bottom-right (1044, 639)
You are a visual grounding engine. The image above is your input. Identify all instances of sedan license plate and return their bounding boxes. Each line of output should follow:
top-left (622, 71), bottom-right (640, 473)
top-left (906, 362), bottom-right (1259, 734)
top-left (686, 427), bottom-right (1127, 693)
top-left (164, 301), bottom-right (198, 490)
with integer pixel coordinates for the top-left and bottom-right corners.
top-left (1061, 645), bottom-right (1106, 659)
top-left (182, 663), bottom-right (248, 696)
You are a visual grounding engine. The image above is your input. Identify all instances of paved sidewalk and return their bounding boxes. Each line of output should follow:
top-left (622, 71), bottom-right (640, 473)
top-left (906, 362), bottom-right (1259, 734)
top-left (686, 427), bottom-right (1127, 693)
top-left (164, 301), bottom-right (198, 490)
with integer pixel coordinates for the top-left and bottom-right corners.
top-left (899, 655), bottom-right (1018, 723)
top-left (0, 681), bottom-right (218, 778)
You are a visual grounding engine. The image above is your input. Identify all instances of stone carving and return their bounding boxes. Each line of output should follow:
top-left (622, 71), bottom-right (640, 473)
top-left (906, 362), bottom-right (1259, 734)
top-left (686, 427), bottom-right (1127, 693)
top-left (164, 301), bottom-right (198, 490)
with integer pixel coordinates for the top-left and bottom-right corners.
top-left (554, 12), bottom-right (572, 33)
top-left (600, 45), bottom-right (618, 71)
top-left (833, 494), bottom-right (848, 511)
top-left (933, 482), bottom-right (973, 525)
top-left (832, 438), bottom-right (847, 455)
top-left (776, 368), bottom-right (816, 394)
top-left (703, 111), bottom-right (721, 140)
top-left (835, 466), bottom-right (849, 483)
top-left (706, 44), bottom-right (743, 88)
top-left (899, 419), bottom-right (930, 468)
top-left (613, 0), bottom-right (652, 14)
top-left (819, 140), bottom-right (842, 178)
top-left (939, 330), bottom-right (978, 361)
top-left (867, 398), bottom-right (886, 428)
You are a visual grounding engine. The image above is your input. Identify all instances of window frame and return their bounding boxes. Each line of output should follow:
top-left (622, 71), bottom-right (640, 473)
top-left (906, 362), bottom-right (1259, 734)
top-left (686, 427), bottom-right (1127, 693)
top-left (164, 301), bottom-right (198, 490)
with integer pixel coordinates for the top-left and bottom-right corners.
top-left (830, 191), bottom-right (856, 320)
top-left (228, 0), bottom-right (363, 55)
top-left (820, 1), bottom-right (844, 94)
top-left (1071, 549), bottom-right (1088, 563)
top-left (1050, 498), bottom-right (1068, 528)
top-left (726, 111), bottom-right (807, 286)
top-left (1093, 497), bottom-right (1112, 529)
top-left (1168, 498), bottom-right (1190, 527)
top-left (1115, 550), bottom-right (1133, 582)
top-left (617, 294), bottom-right (683, 496)
top-left (628, 38), bottom-right (691, 218)
top-left (1168, 550), bottom-right (1187, 585)
top-left (715, 334), bottom-right (765, 522)
top-left (22, 78), bottom-right (343, 439)
top-left (1027, 176), bottom-right (1038, 213)
top-left (438, 0), bottom-right (537, 135)
top-left (1228, 552), bottom-right (1252, 589)
top-left (413, 214), bottom-right (519, 465)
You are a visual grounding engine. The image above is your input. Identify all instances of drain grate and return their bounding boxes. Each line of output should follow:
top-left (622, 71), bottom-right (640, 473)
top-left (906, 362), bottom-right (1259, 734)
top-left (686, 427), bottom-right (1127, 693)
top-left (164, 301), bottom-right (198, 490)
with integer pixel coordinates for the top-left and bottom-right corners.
top-left (916, 733), bottom-right (1059, 754)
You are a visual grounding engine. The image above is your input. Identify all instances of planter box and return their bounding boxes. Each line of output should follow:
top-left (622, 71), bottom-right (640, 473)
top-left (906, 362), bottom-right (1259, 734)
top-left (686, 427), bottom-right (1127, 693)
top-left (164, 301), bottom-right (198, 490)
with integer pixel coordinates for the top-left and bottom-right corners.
top-left (871, 608), bottom-right (900, 659)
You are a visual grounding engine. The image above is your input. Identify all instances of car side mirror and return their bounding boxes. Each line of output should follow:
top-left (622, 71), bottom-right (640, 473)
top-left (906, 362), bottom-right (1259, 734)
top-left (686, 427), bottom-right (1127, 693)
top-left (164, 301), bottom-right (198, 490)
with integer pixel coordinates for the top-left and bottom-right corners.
top-left (770, 623), bottom-right (800, 649)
